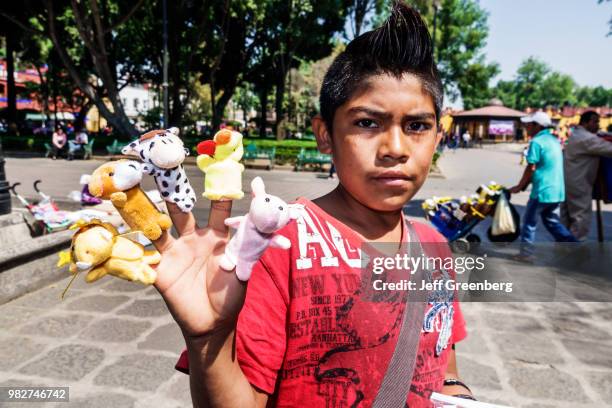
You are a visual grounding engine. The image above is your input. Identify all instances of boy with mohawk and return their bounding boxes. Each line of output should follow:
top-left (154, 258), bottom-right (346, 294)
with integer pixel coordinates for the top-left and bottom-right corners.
top-left (151, 2), bottom-right (473, 407)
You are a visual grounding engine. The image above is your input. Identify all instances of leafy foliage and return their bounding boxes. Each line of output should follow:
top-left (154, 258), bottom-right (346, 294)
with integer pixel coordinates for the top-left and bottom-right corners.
top-left (491, 57), bottom-right (611, 110)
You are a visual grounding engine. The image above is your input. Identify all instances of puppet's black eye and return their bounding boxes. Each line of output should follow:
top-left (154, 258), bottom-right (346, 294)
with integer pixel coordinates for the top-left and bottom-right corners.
top-left (109, 172), bottom-right (114, 177)
top-left (265, 197), bottom-right (270, 202)
top-left (278, 206), bottom-right (283, 211)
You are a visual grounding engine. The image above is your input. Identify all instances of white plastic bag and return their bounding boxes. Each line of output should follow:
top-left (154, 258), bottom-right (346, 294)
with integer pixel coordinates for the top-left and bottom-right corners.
top-left (430, 392), bottom-right (511, 408)
top-left (491, 193), bottom-right (516, 236)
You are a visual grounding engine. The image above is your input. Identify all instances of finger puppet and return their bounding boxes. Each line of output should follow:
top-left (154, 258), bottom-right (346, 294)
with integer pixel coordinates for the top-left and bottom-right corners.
top-left (196, 129), bottom-right (245, 201)
top-left (219, 177), bottom-right (302, 281)
top-left (88, 160), bottom-right (172, 240)
top-left (57, 220), bottom-right (160, 297)
top-left (122, 127), bottom-right (197, 212)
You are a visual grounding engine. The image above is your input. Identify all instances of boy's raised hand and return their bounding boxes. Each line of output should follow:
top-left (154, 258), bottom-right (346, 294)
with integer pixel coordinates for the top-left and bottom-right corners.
top-left (151, 201), bottom-right (246, 338)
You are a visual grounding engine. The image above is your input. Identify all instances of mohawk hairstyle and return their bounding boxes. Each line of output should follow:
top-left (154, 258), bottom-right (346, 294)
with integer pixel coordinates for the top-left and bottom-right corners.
top-left (319, 1), bottom-right (443, 133)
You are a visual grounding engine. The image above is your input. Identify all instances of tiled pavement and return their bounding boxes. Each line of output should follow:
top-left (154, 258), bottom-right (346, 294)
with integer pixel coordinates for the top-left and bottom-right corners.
top-left (0, 277), bottom-right (191, 408)
top-left (2, 146), bottom-right (612, 407)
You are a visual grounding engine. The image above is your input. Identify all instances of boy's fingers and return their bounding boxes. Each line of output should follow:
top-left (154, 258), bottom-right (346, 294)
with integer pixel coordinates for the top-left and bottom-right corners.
top-left (152, 229), bottom-right (175, 253)
top-left (207, 200), bottom-right (232, 233)
top-left (166, 202), bottom-right (198, 236)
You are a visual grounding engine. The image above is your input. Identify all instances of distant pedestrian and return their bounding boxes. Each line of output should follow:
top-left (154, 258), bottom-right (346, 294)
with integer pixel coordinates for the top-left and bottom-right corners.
top-left (520, 145), bottom-right (528, 166)
top-left (68, 128), bottom-right (89, 160)
top-left (328, 163), bottom-right (336, 179)
top-left (509, 111), bottom-right (577, 262)
top-left (462, 130), bottom-right (471, 148)
top-left (51, 126), bottom-right (67, 160)
top-left (561, 111), bottom-right (612, 241)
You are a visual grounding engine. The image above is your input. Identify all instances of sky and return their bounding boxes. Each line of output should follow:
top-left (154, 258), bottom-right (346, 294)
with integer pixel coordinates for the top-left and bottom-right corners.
top-left (479, 0), bottom-right (612, 88)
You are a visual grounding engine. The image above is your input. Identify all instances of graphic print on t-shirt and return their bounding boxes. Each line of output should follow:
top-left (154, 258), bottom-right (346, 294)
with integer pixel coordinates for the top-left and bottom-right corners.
top-left (275, 203), bottom-right (460, 408)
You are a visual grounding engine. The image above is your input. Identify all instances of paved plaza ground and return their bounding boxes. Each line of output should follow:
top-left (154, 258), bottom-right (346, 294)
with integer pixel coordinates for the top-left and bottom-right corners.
top-left (1, 145), bottom-right (612, 407)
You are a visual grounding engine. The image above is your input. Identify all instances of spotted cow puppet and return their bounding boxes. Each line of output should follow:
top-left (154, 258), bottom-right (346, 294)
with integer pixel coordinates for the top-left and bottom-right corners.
top-left (122, 127), bottom-right (197, 212)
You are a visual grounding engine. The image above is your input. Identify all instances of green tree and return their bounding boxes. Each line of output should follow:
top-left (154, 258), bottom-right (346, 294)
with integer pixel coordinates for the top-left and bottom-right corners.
top-left (246, 0), bottom-right (349, 138)
top-left (0, 1), bottom-right (153, 136)
top-left (373, 0), bottom-right (499, 108)
top-left (492, 57), bottom-right (584, 110)
top-left (541, 71), bottom-right (576, 107)
top-left (457, 58), bottom-right (500, 109)
top-left (346, 0), bottom-right (386, 38)
top-left (494, 79), bottom-right (517, 109)
top-left (433, 0), bottom-right (499, 105)
top-left (575, 86), bottom-right (612, 107)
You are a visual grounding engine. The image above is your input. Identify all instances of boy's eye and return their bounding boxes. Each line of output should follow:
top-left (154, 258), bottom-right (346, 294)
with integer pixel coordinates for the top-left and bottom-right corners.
top-left (405, 122), bottom-right (432, 132)
top-left (355, 119), bottom-right (379, 129)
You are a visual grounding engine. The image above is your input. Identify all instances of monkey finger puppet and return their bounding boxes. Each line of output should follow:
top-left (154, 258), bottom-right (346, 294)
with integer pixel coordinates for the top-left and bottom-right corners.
top-left (88, 160), bottom-right (172, 241)
top-left (122, 127), bottom-right (197, 212)
top-left (196, 129), bottom-right (245, 201)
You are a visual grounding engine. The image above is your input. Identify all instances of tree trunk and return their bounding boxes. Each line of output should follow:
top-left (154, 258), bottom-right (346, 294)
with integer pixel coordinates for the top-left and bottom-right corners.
top-left (259, 89), bottom-right (268, 138)
top-left (211, 78), bottom-right (220, 131)
top-left (35, 66), bottom-right (49, 118)
top-left (215, 88), bottom-right (235, 129)
top-left (75, 101), bottom-right (91, 131)
top-left (6, 28), bottom-right (17, 131)
top-left (44, 0), bottom-right (138, 137)
top-left (275, 74), bottom-right (286, 139)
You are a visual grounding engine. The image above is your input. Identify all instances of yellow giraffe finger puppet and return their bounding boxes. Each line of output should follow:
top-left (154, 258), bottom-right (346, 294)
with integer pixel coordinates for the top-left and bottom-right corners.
top-left (88, 160), bottom-right (172, 241)
top-left (196, 129), bottom-right (245, 200)
top-left (57, 220), bottom-right (161, 298)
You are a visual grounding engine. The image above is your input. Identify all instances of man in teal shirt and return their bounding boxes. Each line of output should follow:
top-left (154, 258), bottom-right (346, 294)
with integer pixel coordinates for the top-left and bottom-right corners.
top-left (510, 111), bottom-right (576, 261)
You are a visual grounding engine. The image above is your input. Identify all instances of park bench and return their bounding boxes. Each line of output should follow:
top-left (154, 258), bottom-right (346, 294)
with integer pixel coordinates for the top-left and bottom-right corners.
top-left (44, 139), bottom-right (94, 159)
top-left (75, 139), bottom-right (94, 159)
top-left (243, 144), bottom-right (276, 170)
top-left (294, 148), bottom-right (332, 171)
top-left (44, 142), bottom-right (53, 158)
top-left (106, 139), bottom-right (126, 155)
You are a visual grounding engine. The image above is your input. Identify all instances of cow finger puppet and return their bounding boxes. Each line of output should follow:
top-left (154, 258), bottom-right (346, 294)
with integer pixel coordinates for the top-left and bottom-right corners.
top-left (122, 127), bottom-right (197, 212)
top-left (88, 160), bottom-right (172, 241)
top-left (219, 176), bottom-right (302, 281)
top-left (196, 129), bottom-right (245, 201)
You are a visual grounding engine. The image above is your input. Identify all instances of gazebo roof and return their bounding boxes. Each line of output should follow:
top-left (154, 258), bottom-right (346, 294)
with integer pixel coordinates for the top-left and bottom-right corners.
top-left (453, 100), bottom-right (526, 119)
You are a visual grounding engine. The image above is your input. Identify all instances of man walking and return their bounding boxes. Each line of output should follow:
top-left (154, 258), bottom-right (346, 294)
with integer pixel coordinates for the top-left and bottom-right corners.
top-left (510, 111), bottom-right (576, 261)
top-left (562, 111), bottom-right (612, 240)
top-left (462, 129), bottom-right (471, 148)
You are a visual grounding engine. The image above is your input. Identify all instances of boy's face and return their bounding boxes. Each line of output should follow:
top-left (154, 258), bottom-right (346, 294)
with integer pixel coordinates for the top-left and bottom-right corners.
top-left (314, 73), bottom-right (440, 212)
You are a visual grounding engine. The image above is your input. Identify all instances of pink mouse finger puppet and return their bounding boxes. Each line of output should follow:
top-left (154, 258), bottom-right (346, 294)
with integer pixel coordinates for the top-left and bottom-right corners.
top-left (122, 127), bottom-right (197, 212)
top-left (219, 176), bottom-right (303, 281)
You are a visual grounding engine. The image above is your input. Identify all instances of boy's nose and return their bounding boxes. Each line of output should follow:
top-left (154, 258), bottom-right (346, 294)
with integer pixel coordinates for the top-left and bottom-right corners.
top-left (378, 127), bottom-right (408, 163)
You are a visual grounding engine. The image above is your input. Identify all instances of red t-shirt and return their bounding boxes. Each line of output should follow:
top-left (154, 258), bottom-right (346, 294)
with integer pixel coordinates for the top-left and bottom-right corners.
top-left (176, 197), bottom-right (467, 407)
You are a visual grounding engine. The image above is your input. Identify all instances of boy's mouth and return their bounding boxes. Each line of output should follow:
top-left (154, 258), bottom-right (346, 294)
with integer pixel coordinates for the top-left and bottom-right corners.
top-left (371, 170), bottom-right (415, 187)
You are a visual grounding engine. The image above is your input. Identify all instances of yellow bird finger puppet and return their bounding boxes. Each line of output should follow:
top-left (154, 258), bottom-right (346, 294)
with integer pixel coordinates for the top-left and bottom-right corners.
top-left (58, 219), bottom-right (161, 298)
top-left (196, 129), bottom-right (245, 201)
top-left (88, 159), bottom-right (172, 241)
top-left (122, 127), bottom-right (197, 213)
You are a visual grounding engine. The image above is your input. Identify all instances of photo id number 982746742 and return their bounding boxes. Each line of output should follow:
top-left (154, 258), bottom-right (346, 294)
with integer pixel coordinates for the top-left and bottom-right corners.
top-left (0, 387), bottom-right (69, 402)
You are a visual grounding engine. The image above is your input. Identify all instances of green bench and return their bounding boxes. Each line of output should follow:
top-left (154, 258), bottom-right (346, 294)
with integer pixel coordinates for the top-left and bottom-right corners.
top-left (106, 139), bottom-right (126, 155)
top-left (243, 144), bottom-right (276, 170)
top-left (44, 142), bottom-right (53, 158)
top-left (44, 138), bottom-right (94, 159)
top-left (294, 148), bottom-right (332, 171)
top-left (78, 139), bottom-right (95, 160)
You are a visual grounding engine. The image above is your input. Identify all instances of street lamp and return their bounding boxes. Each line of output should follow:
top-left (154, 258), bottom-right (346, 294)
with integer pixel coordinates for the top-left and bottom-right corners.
top-left (432, 0), bottom-right (441, 61)
top-left (0, 138), bottom-right (11, 215)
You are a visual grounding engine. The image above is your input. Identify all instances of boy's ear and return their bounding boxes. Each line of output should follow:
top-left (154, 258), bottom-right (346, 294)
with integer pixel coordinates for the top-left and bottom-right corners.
top-left (312, 116), bottom-right (332, 154)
